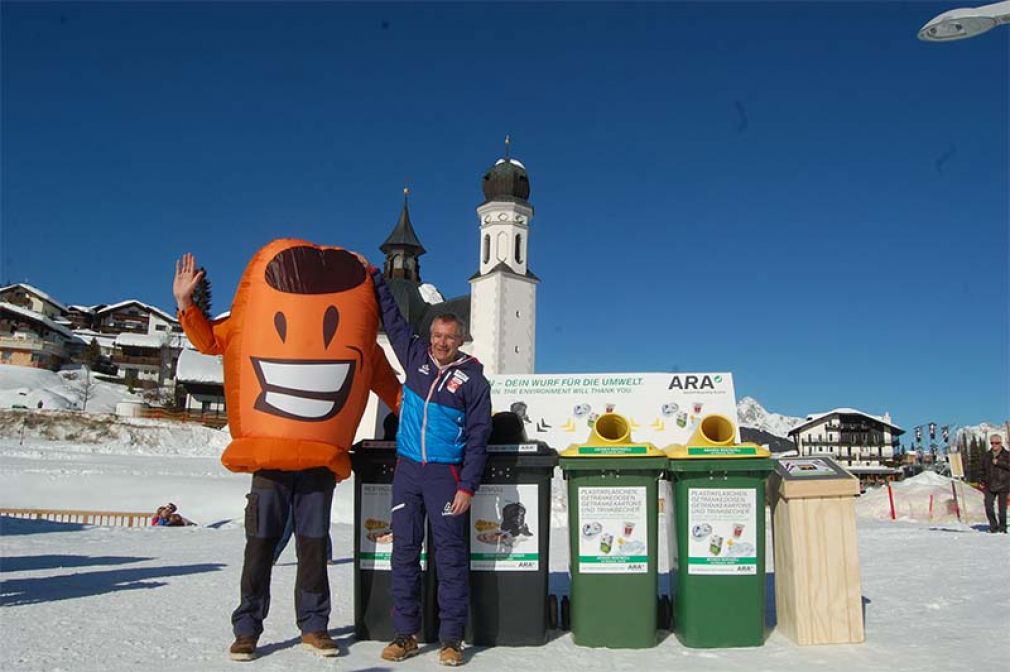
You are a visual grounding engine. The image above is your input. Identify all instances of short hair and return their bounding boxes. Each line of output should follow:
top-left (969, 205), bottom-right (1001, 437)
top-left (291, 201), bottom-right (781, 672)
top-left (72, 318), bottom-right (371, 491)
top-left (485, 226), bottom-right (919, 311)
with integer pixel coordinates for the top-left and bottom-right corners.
top-left (430, 312), bottom-right (466, 339)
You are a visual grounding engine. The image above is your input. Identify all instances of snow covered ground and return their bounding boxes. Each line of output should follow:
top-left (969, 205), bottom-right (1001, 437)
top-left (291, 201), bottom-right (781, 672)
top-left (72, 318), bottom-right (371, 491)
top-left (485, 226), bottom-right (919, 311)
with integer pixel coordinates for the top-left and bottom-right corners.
top-left (2, 416), bottom-right (1007, 672)
top-left (0, 363), bottom-right (141, 414)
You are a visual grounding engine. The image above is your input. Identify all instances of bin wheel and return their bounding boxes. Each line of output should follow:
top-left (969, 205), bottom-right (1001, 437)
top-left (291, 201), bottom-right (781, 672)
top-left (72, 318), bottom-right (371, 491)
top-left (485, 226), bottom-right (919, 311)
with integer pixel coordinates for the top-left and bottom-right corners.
top-left (560, 595), bottom-right (571, 631)
top-left (658, 595), bottom-right (672, 630)
top-left (547, 594), bottom-right (558, 630)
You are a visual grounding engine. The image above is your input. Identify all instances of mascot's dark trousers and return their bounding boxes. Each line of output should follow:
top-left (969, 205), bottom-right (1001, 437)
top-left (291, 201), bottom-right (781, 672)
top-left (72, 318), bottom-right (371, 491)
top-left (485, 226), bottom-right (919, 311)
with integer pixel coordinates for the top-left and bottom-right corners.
top-left (232, 467), bottom-right (335, 636)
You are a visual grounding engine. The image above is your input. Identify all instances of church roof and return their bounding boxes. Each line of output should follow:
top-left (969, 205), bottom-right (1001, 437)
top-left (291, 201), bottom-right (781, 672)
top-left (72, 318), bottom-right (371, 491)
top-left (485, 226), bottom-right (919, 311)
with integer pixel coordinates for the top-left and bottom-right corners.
top-left (380, 193), bottom-right (426, 255)
top-left (383, 277), bottom-right (433, 332)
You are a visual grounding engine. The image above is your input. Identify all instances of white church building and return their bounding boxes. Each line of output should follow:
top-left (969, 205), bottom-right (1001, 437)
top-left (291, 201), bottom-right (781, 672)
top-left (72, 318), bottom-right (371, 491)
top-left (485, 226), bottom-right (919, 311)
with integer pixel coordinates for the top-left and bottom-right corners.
top-left (356, 142), bottom-right (539, 440)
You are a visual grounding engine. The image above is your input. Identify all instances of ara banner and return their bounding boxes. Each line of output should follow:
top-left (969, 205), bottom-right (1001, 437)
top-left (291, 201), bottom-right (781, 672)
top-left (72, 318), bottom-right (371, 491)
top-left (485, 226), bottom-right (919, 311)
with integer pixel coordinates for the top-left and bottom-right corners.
top-left (488, 373), bottom-right (739, 450)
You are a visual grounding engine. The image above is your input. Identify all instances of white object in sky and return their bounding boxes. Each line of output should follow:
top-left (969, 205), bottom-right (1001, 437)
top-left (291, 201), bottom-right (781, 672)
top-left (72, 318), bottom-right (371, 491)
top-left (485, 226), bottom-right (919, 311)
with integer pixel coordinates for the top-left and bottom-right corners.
top-left (918, 1), bottom-right (1010, 41)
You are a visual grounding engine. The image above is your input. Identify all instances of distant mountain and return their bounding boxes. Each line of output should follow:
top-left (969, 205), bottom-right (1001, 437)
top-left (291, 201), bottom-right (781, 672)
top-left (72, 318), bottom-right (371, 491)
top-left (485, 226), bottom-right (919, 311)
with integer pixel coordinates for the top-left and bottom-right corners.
top-left (954, 422), bottom-right (1008, 446)
top-left (735, 396), bottom-right (804, 439)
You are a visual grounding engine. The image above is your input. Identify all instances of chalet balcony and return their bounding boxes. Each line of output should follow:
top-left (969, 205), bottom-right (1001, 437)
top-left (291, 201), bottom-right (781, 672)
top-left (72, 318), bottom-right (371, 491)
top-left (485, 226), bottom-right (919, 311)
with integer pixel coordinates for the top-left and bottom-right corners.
top-left (113, 354), bottom-right (162, 367)
top-left (0, 336), bottom-right (67, 357)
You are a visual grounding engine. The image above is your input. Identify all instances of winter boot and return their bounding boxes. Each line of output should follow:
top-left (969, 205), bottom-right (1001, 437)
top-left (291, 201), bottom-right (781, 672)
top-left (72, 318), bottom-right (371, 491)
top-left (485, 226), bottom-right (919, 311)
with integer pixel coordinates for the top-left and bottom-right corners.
top-left (228, 635), bottom-right (259, 662)
top-left (380, 634), bottom-right (419, 662)
top-left (300, 631), bottom-right (339, 657)
top-left (438, 640), bottom-right (464, 666)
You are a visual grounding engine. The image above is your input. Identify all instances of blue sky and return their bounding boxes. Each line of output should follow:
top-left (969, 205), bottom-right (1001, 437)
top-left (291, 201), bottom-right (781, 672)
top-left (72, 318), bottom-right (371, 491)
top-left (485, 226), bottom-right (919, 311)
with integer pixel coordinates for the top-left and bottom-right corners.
top-left (2, 1), bottom-right (1007, 432)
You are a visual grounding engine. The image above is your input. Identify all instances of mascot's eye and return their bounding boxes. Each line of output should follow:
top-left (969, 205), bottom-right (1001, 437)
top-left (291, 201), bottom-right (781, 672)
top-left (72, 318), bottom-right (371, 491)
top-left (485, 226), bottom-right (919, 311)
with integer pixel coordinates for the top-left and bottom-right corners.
top-left (274, 311), bottom-right (287, 343)
top-left (323, 306), bottom-right (339, 348)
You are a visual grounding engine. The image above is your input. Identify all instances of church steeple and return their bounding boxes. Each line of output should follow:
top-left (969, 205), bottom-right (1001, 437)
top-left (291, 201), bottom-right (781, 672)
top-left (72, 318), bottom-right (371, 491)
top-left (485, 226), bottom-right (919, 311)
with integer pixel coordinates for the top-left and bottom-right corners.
top-left (380, 187), bottom-right (426, 282)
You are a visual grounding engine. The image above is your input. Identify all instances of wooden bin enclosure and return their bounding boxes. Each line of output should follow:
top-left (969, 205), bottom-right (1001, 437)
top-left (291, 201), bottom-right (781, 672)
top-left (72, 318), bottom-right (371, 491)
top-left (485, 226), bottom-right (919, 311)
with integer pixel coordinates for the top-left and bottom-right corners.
top-left (768, 457), bottom-right (864, 646)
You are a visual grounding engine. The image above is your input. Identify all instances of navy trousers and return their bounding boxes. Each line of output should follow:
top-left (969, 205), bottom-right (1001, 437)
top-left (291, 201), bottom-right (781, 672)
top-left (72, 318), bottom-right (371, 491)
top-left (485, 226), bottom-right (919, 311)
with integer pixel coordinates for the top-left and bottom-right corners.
top-left (390, 457), bottom-right (469, 642)
top-left (232, 468), bottom-right (335, 637)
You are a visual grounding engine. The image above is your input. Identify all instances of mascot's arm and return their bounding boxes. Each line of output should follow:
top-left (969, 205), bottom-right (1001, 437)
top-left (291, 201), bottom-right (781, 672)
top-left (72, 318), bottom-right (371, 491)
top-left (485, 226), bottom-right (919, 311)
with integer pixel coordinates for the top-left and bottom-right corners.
top-left (177, 305), bottom-right (230, 355)
top-left (370, 345), bottom-right (403, 414)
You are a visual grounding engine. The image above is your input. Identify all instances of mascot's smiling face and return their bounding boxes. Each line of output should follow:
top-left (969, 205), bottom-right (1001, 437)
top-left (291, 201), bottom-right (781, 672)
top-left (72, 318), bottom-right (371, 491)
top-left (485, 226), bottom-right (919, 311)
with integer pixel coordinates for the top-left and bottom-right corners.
top-left (250, 245), bottom-right (366, 421)
top-left (232, 242), bottom-right (378, 439)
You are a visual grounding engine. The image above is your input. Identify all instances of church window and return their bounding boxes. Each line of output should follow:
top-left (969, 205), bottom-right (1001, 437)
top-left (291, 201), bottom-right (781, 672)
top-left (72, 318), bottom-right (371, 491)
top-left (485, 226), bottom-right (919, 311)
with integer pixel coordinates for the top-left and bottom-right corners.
top-left (483, 235), bottom-right (490, 264)
top-left (515, 234), bottom-right (523, 263)
top-left (496, 232), bottom-right (508, 262)
top-left (514, 345), bottom-right (519, 353)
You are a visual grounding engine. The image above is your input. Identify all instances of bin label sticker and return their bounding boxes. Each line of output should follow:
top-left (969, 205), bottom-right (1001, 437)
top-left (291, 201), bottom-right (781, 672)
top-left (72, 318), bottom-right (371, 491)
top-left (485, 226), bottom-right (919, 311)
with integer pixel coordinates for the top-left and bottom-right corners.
top-left (578, 445), bottom-right (649, 456)
top-left (358, 483), bottom-right (427, 571)
top-left (577, 486), bottom-right (648, 574)
top-left (687, 446), bottom-right (757, 456)
top-left (470, 484), bottom-right (539, 571)
top-left (686, 488), bottom-right (757, 575)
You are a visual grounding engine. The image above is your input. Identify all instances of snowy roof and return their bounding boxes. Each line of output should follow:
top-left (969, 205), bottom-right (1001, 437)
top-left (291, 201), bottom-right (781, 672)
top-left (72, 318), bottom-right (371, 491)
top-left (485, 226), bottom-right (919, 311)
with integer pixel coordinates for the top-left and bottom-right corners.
top-left (495, 158), bottom-right (527, 169)
top-left (0, 283), bottom-right (69, 313)
top-left (96, 300), bottom-right (178, 324)
top-left (418, 283), bottom-right (444, 305)
top-left (73, 329), bottom-right (118, 349)
top-left (0, 301), bottom-right (75, 339)
top-left (176, 348), bottom-right (224, 384)
top-left (114, 332), bottom-right (167, 348)
top-left (788, 408), bottom-right (904, 435)
top-left (67, 304), bottom-right (95, 313)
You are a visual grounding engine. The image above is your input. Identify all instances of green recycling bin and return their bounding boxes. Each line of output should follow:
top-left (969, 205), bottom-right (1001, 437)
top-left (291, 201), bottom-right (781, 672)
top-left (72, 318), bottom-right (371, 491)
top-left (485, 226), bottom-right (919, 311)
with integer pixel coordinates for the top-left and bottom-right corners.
top-left (666, 414), bottom-right (774, 648)
top-left (560, 413), bottom-right (667, 649)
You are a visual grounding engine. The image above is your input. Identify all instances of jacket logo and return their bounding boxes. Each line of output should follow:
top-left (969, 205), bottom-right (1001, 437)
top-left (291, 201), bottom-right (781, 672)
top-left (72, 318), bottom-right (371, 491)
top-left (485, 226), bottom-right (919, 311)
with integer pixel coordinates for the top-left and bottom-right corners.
top-left (419, 363), bottom-right (430, 375)
top-left (446, 377), bottom-right (461, 393)
top-left (441, 502), bottom-right (454, 517)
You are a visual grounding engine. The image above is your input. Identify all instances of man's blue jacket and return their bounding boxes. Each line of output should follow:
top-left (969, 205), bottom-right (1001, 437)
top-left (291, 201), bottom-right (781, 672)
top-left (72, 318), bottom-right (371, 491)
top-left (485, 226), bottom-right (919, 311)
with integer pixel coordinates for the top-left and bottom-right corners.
top-left (371, 268), bottom-right (491, 495)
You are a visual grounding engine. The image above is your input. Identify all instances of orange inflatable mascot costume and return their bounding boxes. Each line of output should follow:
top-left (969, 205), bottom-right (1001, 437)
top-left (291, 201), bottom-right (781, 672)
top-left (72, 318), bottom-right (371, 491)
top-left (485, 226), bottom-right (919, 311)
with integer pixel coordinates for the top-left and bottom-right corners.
top-left (177, 239), bottom-right (401, 480)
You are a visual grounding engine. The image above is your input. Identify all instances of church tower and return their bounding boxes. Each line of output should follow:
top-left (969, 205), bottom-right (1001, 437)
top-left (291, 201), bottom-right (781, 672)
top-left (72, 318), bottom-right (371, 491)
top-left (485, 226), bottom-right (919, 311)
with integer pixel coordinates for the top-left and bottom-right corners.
top-left (380, 188), bottom-right (425, 282)
top-left (469, 137), bottom-right (538, 374)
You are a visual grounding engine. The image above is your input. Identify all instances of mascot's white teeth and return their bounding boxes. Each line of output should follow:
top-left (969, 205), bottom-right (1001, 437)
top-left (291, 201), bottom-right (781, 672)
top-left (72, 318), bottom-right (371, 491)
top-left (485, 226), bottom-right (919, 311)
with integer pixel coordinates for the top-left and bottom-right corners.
top-left (257, 361), bottom-right (349, 394)
top-left (262, 392), bottom-right (335, 419)
top-left (251, 358), bottom-right (356, 422)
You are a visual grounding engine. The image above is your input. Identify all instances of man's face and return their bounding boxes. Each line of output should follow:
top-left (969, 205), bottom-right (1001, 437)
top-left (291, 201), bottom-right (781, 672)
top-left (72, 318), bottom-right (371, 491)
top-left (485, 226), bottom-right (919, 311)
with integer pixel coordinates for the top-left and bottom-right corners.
top-left (991, 437), bottom-right (1004, 452)
top-left (430, 319), bottom-right (463, 366)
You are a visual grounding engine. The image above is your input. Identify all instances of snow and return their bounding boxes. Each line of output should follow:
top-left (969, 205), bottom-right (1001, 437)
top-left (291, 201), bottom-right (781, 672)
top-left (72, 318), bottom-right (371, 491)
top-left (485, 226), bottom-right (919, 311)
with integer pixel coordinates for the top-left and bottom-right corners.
top-left (0, 364), bottom-right (141, 413)
top-left (2, 413), bottom-right (1008, 672)
top-left (418, 283), bottom-right (445, 305)
top-left (95, 299), bottom-right (178, 325)
top-left (856, 471), bottom-right (989, 525)
top-left (176, 349), bottom-right (224, 384)
top-left (791, 408), bottom-right (904, 434)
top-left (495, 158), bottom-right (527, 169)
top-left (114, 332), bottom-right (168, 348)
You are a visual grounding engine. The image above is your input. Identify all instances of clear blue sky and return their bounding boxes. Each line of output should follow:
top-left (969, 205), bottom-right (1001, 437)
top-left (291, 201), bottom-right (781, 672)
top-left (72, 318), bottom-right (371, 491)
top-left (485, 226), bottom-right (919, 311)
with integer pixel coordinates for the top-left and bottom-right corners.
top-left (2, 2), bottom-right (1007, 431)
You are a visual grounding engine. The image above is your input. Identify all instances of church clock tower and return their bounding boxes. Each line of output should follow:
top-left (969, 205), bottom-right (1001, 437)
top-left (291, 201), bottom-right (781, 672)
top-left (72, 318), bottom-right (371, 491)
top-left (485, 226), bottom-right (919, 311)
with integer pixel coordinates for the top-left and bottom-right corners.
top-left (469, 137), bottom-right (538, 374)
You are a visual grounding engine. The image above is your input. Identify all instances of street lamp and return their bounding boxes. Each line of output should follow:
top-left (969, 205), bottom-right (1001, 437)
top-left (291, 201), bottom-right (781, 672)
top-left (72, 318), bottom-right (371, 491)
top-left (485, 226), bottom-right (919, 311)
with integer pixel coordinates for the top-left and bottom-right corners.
top-left (918, 1), bottom-right (1010, 41)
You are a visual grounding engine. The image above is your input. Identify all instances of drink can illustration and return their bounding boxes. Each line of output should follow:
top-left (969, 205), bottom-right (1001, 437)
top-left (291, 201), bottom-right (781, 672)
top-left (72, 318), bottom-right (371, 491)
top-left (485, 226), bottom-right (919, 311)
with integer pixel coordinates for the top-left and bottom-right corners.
top-left (693, 401), bottom-right (703, 414)
top-left (709, 535), bottom-right (723, 556)
top-left (623, 521), bottom-right (636, 537)
top-left (676, 411), bottom-right (688, 428)
top-left (733, 523), bottom-right (745, 538)
top-left (600, 533), bottom-right (614, 554)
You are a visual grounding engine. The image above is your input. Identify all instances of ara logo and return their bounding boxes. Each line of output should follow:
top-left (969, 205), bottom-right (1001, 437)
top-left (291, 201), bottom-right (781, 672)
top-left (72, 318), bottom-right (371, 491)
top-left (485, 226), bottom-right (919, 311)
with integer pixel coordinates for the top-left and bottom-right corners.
top-left (668, 375), bottom-right (719, 390)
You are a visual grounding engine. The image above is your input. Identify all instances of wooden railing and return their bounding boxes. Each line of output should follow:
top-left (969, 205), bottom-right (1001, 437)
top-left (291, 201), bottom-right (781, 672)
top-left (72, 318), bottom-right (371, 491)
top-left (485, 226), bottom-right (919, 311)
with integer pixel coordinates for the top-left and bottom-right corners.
top-left (137, 407), bottom-right (228, 429)
top-left (0, 508), bottom-right (154, 528)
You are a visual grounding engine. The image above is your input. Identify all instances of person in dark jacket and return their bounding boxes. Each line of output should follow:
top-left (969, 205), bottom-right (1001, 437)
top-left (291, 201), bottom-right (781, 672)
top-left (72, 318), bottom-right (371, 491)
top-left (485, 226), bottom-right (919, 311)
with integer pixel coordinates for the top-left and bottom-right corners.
top-left (981, 432), bottom-right (1010, 533)
top-left (358, 257), bottom-right (491, 667)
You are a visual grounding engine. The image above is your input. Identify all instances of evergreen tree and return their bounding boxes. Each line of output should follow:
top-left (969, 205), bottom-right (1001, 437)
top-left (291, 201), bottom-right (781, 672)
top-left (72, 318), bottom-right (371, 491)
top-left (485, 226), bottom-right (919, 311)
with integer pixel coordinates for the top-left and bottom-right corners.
top-left (192, 267), bottom-right (212, 320)
top-left (84, 338), bottom-right (101, 369)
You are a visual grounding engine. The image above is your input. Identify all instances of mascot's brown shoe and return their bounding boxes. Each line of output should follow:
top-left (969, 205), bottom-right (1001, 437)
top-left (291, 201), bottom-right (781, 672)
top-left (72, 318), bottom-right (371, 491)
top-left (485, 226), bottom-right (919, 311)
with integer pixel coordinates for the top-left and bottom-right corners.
top-left (380, 634), bottom-right (419, 661)
top-left (301, 631), bottom-right (340, 657)
top-left (228, 635), bottom-right (259, 662)
top-left (438, 640), bottom-right (464, 666)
